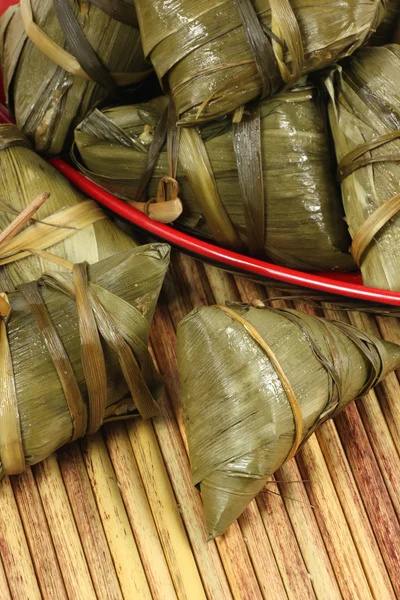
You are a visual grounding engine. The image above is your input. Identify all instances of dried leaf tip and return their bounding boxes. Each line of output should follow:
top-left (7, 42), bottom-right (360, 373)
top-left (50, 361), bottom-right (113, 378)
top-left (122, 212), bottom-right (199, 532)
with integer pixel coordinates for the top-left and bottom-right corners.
top-left (0, 191), bottom-right (50, 249)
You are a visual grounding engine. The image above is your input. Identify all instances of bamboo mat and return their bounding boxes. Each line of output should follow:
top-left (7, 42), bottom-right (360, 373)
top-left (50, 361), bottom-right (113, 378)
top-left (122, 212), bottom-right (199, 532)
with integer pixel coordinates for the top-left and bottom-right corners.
top-left (1, 249), bottom-right (400, 600)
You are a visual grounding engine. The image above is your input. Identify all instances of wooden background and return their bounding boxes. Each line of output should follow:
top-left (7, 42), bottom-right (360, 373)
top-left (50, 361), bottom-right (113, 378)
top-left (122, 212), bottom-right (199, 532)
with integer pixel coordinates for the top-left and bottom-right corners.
top-left (0, 248), bottom-right (399, 600)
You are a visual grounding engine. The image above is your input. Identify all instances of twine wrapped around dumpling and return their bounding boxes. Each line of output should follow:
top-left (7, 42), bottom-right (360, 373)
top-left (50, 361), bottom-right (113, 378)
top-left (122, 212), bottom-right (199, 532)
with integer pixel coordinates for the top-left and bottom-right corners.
top-left (133, 0), bottom-right (385, 125)
top-left (0, 123), bottom-right (137, 291)
top-left (325, 44), bottom-right (400, 291)
top-left (0, 243), bottom-right (170, 481)
top-left (0, 0), bottom-right (151, 154)
top-left (178, 304), bottom-right (400, 538)
top-left (73, 84), bottom-right (354, 271)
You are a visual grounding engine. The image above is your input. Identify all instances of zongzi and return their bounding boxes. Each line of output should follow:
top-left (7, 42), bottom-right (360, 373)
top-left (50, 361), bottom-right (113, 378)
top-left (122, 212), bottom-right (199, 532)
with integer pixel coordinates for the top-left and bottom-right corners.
top-left (0, 123), bottom-right (136, 291)
top-left (0, 0), bottom-right (151, 154)
top-left (133, 0), bottom-right (385, 125)
top-left (325, 44), bottom-right (400, 291)
top-left (0, 243), bottom-right (170, 480)
top-left (178, 303), bottom-right (400, 538)
top-left (371, 0), bottom-right (400, 44)
top-left (73, 86), bottom-right (354, 271)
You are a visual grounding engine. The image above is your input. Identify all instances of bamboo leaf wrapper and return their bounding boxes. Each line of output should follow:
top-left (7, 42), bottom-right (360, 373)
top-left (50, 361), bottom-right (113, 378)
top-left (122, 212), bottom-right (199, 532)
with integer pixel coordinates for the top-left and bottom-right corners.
top-left (0, 243), bottom-right (170, 481)
top-left (371, 0), bottom-right (400, 44)
top-left (73, 86), bottom-right (354, 271)
top-left (133, 0), bottom-right (385, 124)
top-left (0, 0), bottom-right (151, 154)
top-left (0, 123), bottom-right (136, 291)
top-left (325, 44), bottom-right (400, 291)
top-left (178, 304), bottom-right (400, 537)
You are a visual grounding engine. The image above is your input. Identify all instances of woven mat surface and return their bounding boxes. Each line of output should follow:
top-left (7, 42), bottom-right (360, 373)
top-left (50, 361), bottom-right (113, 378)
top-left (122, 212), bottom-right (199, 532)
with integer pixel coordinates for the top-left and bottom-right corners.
top-left (0, 250), bottom-right (400, 600)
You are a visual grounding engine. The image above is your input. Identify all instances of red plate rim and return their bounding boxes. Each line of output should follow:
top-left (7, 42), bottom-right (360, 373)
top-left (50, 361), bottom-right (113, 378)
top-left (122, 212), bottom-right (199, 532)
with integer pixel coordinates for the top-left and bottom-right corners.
top-left (0, 104), bottom-right (399, 306)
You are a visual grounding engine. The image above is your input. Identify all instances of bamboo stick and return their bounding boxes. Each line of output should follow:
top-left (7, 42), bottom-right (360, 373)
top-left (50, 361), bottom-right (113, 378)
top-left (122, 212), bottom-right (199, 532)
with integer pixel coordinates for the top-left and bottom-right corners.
top-left (256, 476), bottom-right (316, 600)
top-left (356, 389), bottom-right (400, 517)
top-left (103, 422), bottom-right (178, 600)
top-left (275, 461), bottom-right (341, 600)
top-left (11, 468), bottom-right (68, 600)
top-left (137, 372), bottom-right (233, 600)
top-left (126, 418), bottom-right (207, 600)
top-left (0, 477), bottom-right (41, 600)
top-left (34, 455), bottom-right (97, 600)
top-left (238, 502), bottom-right (288, 600)
top-left (0, 554), bottom-right (11, 600)
top-left (373, 372), bottom-right (400, 453)
top-left (296, 436), bottom-right (374, 600)
top-left (316, 420), bottom-right (396, 600)
top-left (202, 262), bottom-right (241, 303)
top-left (57, 442), bottom-right (124, 600)
top-left (81, 432), bottom-right (152, 600)
top-left (150, 304), bottom-right (186, 443)
top-left (214, 522), bottom-right (264, 600)
top-left (173, 253), bottom-right (214, 308)
top-left (377, 315), bottom-right (400, 346)
top-left (334, 403), bottom-right (400, 597)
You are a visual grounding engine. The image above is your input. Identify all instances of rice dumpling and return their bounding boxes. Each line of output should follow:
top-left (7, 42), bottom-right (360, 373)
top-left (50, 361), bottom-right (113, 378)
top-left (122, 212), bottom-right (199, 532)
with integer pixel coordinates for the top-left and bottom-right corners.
top-left (178, 303), bottom-right (400, 538)
top-left (371, 0), bottom-right (400, 44)
top-left (0, 0), bottom-right (151, 154)
top-left (133, 0), bottom-right (385, 125)
top-left (0, 243), bottom-right (170, 480)
top-left (325, 44), bottom-right (400, 291)
top-left (73, 85), bottom-right (354, 271)
top-left (0, 123), bottom-right (137, 291)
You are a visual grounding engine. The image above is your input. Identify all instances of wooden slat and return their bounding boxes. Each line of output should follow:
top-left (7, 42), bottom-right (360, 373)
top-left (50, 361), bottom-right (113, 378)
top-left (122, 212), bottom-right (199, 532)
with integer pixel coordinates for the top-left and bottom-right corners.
top-left (238, 502), bottom-right (288, 600)
top-left (141, 381), bottom-right (233, 600)
top-left (215, 522), bottom-right (264, 600)
top-left (0, 477), bottom-right (41, 600)
top-left (334, 404), bottom-right (400, 597)
top-left (57, 442), bottom-right (124, 600)
top-left (256, 476), bottom-right (316, 600)
top-left (0, 553), bottom-right (11, 600)
top-left (11, 468), bottom-right (67, 600)
top-left (81, 432), bottom-right (152, 600)
top-left (275, 461), bottom-right (341, 600)
top-left (127, 418), bottom-right (207, 600)
top-left (34, 456), bottom-right (97, 600)
top-left (296, 437), bottom-right (373, 600)
top-left (103, 422), bottom-right (178, 600)
top-left (317, 420), bottom-right (396, 600)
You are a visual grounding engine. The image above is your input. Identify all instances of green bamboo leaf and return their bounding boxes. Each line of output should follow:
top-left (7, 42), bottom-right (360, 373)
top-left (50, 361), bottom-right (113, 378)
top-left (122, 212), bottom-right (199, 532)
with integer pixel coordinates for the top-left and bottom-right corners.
top-left (0, 243), bottom-right (170, 481)
top-left (133, 0), bottom-right (385, 124)
top-left (0, 123), bottom-right (137, 291)
top-left (177, 304), bottom-right (400, 537)
top-left (325, 44), bottom-right (400, 291)
top-left (0, 0), bottom-right (151, 154)
top-left (74, 84), bottom-right (354, 271)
